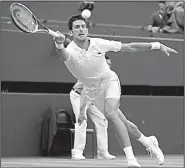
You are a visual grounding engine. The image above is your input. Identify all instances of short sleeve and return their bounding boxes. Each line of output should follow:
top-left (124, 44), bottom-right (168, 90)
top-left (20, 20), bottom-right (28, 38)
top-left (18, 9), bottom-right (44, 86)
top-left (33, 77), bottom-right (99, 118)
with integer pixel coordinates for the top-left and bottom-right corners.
top-left (97, 38), bottom-right (122, 52)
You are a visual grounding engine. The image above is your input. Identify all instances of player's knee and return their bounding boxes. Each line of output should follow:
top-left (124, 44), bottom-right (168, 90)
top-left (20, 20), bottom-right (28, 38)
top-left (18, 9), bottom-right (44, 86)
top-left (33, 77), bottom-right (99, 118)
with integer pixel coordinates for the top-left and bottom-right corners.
top-left (104, 98), bottom-right (119, 119)
top-left (105, 98), bottom-right (119, 110)
top-left (105, 112), bottom-right (119, 123)
top-left (104, 105), bottom-right (119, 122)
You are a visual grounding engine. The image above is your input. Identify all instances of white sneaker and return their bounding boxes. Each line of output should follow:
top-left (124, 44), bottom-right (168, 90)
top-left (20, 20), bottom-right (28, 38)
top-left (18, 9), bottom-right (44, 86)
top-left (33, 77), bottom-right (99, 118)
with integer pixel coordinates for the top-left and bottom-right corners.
top-left (97, 153), bottom-right (116, 159)
top-left (146, 136), bottom-right (164, 165)
top-left (72, 154), bottom-right (86, 160)
top-left (127, 158), bottom-right (141, 167)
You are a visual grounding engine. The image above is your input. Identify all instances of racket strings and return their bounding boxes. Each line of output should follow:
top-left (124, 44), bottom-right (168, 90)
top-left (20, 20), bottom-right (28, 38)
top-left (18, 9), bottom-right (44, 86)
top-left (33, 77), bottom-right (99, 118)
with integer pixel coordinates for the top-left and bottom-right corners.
top-left (11, 4), bottom-right (37, 32)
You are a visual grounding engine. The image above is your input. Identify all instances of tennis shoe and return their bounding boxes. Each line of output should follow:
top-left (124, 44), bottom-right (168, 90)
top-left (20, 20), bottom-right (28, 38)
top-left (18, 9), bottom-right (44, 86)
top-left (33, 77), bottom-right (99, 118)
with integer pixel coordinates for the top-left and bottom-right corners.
top-left (97, 152), bottom-right (116, 159)
top-left (72, 154), bottom-right (85, 160)
top-left (127, 158), bottom-right (141, 167)
top-left (146, 136), bottom-right (164, 165)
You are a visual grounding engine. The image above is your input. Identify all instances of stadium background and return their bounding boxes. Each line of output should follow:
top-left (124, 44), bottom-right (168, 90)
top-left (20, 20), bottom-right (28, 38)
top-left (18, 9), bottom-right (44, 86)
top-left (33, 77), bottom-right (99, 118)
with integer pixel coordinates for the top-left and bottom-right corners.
top-left (1, 1), bottom-right (184, 157)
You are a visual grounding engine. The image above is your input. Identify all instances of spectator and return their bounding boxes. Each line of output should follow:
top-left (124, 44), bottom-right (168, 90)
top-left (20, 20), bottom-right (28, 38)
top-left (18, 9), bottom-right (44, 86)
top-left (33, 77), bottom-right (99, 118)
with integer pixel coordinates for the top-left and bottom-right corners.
top-left (162, 1), bottom-right (184, 34)
top-left (147, 1), bottom-right (167, 33)
top-left (173, 1), bottom-right (184, 31)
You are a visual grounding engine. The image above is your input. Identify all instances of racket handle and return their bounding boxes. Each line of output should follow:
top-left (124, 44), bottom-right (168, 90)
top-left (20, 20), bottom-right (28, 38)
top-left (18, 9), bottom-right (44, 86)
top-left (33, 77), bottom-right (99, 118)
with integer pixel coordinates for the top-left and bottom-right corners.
top-left (48, 29), bottom-right (61, 37)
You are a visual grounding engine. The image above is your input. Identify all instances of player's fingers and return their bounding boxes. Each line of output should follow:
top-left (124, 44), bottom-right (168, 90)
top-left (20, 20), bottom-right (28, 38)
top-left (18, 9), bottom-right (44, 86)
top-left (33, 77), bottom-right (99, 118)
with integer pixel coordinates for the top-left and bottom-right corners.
top-left (164, 49), bottom-right (170, 56)
top-left (166, 52), bottom-right (170, 56)
top-left (163, 45), bottom-right (178, 54)
top-left (56, 31), bottom-right (65, 38)
top-left (53, 36), bottom-right (56, 41)
top-left (162, 48), bottom-right (170, 56)
top-left (161, 45), bottom-right (175, 56)
top-left (53, 31), bottom-right (64, 39)
top-left (168, 48), bottom-right (178, 53)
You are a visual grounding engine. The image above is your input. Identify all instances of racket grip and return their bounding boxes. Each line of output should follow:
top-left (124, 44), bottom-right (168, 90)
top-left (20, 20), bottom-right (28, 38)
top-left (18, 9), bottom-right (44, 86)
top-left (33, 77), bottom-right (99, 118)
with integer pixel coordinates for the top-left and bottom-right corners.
top-left (48, 29), bottom-right (61, 37)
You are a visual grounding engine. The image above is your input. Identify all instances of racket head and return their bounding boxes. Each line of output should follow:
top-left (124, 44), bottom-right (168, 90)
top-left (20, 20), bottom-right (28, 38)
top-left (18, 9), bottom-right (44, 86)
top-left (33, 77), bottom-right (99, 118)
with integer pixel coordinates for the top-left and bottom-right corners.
top-left (9, 3), bottom-right (39, 33)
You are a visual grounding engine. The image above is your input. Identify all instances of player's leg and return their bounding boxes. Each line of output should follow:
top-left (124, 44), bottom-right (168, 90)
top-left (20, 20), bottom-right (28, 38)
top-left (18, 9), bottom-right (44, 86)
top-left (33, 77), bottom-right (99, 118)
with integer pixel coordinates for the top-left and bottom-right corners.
top-left (87, 104), bottom-right (115, 159)
top-left (118, 109), bottom-right (145, 140)
top-left (104, 98), bottom-right (140, 167)
top-left (69, 90), bottom-right (86, 160)
top-left (118, 109), bottom-right (164, 165)
top-left (94, 80), bottom-right (140, 167)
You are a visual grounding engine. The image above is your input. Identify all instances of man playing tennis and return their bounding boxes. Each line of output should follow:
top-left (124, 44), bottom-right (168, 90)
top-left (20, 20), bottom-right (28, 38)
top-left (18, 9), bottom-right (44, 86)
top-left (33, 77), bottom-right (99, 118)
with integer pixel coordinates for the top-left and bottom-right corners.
top-left (53, 14), bottom-right (177, 167)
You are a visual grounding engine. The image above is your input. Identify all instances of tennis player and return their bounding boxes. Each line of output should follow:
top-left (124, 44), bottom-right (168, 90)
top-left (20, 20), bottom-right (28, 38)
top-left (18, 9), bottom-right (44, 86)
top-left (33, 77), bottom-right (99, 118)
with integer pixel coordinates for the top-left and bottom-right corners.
top-left (70, 56), bottom-right (115, 160)
top-left (53, 14), bottom-right (177, 167)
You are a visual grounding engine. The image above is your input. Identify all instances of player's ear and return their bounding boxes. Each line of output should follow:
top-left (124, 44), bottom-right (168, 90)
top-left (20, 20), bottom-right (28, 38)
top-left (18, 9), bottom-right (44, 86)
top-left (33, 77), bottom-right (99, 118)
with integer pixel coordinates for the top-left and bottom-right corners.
top-left (68, 30), bottom-right (73, 36)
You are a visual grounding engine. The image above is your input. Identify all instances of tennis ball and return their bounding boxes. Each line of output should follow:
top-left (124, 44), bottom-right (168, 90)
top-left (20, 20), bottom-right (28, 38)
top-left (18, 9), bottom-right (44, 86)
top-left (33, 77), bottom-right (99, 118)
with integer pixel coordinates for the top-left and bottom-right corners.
top-left (81, 9), bottom-right (91, 19)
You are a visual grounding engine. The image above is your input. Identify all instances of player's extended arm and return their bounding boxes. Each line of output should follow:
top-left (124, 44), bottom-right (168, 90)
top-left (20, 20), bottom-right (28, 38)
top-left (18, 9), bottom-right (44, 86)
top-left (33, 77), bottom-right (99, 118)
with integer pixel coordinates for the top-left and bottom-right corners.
top-left (53, 31), bottom-right (70, 61)
top-left (120, 42), bottom-right (178, 56)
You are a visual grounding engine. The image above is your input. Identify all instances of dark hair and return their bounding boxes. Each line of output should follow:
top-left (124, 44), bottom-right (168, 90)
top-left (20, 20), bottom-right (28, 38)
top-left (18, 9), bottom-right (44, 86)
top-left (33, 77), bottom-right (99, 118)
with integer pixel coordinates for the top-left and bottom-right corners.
top-left (105, 55), bottom-right (110, 60)
top-left (68, 14), bottom-right (86, 30)
top-left (159, 1), bottom-right (166, 4)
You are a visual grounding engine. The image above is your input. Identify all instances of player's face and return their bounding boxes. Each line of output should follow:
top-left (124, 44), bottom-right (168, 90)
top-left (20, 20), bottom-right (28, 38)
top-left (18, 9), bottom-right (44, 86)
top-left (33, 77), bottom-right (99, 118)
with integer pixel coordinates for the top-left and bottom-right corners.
top-left (71, 20), bottom-right (88, 42)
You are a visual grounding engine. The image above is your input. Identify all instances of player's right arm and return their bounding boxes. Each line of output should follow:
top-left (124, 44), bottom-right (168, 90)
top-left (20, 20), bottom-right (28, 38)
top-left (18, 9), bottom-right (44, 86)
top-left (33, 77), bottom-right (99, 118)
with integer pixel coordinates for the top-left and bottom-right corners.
top-left (53, 31), bottom-right (70, 62)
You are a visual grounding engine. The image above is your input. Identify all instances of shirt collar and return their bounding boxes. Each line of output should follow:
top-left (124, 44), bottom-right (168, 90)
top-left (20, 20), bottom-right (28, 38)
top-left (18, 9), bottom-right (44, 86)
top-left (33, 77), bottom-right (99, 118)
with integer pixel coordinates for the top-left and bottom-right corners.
top-left (69, 37), bottom-right (95, 52)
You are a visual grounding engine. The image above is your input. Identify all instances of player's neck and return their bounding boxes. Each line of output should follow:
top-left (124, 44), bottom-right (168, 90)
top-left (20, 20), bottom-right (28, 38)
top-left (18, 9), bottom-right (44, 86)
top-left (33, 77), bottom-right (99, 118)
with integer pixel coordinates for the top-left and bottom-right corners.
top-left (74, 38), bottom-right (90, 51)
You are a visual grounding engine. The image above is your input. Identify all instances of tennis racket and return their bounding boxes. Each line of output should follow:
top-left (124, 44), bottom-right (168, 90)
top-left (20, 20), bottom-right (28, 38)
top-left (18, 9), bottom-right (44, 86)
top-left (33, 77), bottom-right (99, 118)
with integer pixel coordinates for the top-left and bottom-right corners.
top-left (9, 3), bottom-right (60, 37)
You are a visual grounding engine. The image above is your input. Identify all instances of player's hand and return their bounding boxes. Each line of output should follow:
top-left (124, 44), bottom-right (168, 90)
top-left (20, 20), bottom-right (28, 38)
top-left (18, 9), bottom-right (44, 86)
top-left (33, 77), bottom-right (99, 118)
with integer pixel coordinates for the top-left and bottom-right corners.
top-left (53, 31), bottom-right (65, 44)
top-left (160, 43), bottom-right (178, 56)
top-left (78, 114), bottom-right (87, 126)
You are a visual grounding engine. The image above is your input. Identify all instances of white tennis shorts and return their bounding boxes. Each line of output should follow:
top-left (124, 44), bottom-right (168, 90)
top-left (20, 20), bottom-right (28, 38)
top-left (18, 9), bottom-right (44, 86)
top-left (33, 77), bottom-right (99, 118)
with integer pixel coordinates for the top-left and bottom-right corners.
top-left (80, 77), bottom-right (121, 113)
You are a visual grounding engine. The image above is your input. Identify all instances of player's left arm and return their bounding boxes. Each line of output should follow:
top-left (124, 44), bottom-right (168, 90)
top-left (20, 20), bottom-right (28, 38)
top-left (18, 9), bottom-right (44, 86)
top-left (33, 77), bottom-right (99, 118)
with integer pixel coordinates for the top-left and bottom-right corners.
top-left (120, 42), bottom-right (178, 56)
top-left (100, 38), bottom-right (178, 57)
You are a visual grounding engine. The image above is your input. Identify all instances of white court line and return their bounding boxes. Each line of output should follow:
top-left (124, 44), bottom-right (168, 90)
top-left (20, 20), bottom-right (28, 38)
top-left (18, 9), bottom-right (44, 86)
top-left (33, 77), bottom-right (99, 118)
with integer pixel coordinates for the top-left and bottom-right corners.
top-left (1, 29), bottom-right (184, 42)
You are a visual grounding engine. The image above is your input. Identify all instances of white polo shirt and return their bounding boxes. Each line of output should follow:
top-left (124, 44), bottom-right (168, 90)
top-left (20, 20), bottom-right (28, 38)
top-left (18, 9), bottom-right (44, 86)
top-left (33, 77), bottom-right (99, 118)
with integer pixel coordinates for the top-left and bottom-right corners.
top-left (64, 38), bottom-right (122, 90)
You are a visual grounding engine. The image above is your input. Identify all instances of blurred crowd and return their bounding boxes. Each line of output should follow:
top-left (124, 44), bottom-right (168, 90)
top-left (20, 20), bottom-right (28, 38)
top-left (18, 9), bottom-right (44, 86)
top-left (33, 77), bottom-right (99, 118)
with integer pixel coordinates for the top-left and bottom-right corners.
top-left (79, 0), bottom-right (184, 35)
top-left (147, 1), bottom-right (184, 34)
top-left (64, 0), bottom-right (184, 42)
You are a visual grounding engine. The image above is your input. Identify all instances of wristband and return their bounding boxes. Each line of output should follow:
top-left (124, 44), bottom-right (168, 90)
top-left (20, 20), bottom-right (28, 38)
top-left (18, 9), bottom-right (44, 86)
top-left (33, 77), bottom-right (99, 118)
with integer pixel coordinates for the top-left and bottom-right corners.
top-left (55, 42), bottom-right (64, 49)
top-left (151, 42), bottom-right (161, 50)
